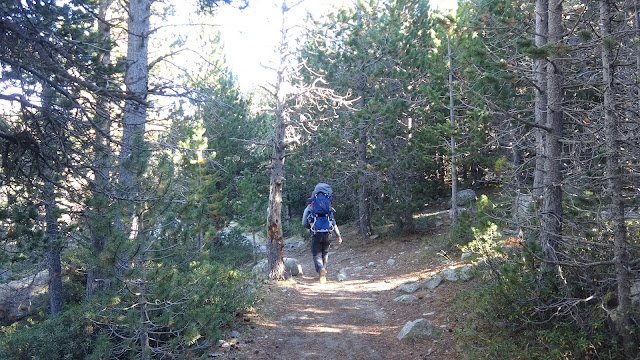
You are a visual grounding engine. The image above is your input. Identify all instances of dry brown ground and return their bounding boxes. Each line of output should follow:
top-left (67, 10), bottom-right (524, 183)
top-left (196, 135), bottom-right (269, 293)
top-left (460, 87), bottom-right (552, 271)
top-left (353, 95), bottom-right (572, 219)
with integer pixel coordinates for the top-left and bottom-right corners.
top-left (217, 224), bottom-right (474, 360)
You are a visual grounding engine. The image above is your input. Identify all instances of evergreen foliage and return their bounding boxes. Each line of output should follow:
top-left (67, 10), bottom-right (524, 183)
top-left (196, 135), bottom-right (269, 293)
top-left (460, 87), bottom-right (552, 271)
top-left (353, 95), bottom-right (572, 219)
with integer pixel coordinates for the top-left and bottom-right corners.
top-left (0, 259), bottom-right (254, 359)
top-left (1, 0), bottom-right (640, 357)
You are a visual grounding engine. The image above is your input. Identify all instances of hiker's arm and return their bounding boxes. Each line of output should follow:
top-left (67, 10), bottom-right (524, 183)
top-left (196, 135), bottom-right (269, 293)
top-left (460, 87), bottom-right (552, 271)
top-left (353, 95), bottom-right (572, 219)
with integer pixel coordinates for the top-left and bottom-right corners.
top-left (333, 222), bottom-right (342, 244)
top-left (302, 205), bottom-right (311, 228)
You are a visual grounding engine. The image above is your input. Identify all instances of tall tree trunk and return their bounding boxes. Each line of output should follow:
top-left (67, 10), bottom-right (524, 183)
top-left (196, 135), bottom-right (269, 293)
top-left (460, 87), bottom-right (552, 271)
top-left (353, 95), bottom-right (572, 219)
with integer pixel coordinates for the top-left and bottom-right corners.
top-left (266, 1), bottom-right (288, 280)
top-left (87, 0), bottom-right (113, 298)
top-left (448, 36), bottom-right (458, 224)
top-left (266, 106), bottom-right (285, 280)
top-left (533, 0), bottom-right (548, 197)
top-left (120, 0), bottom-right (149, 194)
top-left (635, 1), bottom-right (640, 110)
top-left (41, 84), bottom-right (63, 315)
top-left (541, 0), bottom-right (563, 266)
top-left (114, 0), bottom-right (150, 276)
top-left (266, 170), bottom-right (285, 280)
top-left (356, 75), bottom-right (372, 238)
top-left (599, 0), bottom-right (632, 353)
top-left (45, 178), bottom-right (63, 315)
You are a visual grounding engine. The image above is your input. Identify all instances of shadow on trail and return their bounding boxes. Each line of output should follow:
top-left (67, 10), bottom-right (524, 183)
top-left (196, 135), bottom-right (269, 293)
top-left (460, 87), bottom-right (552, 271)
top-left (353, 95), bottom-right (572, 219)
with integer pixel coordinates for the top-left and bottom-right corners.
top-left (243, 234), bottom-right (463, 360)
top-left (250, 272), bottom-right (424, 360)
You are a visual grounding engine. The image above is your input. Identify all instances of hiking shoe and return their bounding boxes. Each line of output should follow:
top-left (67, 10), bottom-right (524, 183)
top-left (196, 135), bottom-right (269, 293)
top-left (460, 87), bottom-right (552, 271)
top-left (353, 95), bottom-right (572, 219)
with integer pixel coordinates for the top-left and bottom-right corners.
top-left (319, 268), bottom-right (327, 284)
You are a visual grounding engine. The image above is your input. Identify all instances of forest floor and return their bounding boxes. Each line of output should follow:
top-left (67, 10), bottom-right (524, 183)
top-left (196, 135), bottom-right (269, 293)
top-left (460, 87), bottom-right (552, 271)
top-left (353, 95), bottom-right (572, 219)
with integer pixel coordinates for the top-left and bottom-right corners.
top-left (214, 220), bottom-right (476, 360)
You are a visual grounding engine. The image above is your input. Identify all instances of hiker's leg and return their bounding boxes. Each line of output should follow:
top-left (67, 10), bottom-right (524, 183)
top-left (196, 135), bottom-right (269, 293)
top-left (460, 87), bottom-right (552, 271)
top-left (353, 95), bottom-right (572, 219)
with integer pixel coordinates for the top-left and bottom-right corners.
top-left (310, 235), bottom-right (324, 273)
top-left (320, 234), bottom-right (331, 269)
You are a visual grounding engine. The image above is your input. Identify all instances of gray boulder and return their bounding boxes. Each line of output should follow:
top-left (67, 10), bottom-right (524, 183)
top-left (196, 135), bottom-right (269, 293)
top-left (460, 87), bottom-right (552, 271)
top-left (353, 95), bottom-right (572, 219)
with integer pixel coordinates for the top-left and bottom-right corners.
top-left (284, 258), bottom-right (303, 277)
top-left (252, 259), bottom-right (268, 274)
top-left (395, 281), bottom-right (421, 294)
top-left (459, 265), bottom-right (473, 281)
top-left (0, 270), bottom-right (49, 321)
top-left (512, 192), bottom-right (533, 223)
top-left (442, 268), bottom-right (458, 281)
top-left (421, 275), bottom-right (443, 290)
top-left (456, 189), bottom-right (476, 205)
top-left (397, 318), bottom-right (440, 342)
top-left (252, 258), bottom-right (303, 278)
top-left (394, 295), bottom-right (419, 303)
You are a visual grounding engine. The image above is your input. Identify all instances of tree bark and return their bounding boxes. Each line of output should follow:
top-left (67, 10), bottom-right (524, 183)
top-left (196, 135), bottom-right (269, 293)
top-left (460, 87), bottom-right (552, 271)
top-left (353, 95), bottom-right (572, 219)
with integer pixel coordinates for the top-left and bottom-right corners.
top-left (114, 0), bottom-right (150, 276)
top-left (119, 0), bottom-right (149, 204)
top-left (267, 76), bottom-right (285, 280)
top-left (635, 1), bottom-right (640, 110)
top-left (265, 1), bottom-right (288, 280)
top-left (599, 0), bottom-right (632, 352)
top-left (448, 35), bottom-right (458, 224)
top-left (41, 84), bottom-right (63, 315)
top-left (356, 75), bottom-right (372, 238)
top-left (267, 172), bottom-right (285, 280)
top-left (541, 0), bottom-right (563, 266)
top-left (45, 178), bottom-right (64, 315)
top-left (533, 0), bottom-right (548, 197)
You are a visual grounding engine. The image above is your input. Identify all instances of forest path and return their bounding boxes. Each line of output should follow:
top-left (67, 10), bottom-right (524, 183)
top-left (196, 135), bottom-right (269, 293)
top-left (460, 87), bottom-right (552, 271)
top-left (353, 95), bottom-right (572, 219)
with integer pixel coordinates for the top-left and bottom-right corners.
top-left (230, 227), bottom-right (468, 360)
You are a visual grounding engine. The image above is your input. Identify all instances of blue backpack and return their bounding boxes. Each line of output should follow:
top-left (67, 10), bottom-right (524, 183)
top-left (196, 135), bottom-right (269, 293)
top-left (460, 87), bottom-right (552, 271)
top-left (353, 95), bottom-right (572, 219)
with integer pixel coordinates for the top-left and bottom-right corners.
top-left (309, 192), bottom-right (334, 234)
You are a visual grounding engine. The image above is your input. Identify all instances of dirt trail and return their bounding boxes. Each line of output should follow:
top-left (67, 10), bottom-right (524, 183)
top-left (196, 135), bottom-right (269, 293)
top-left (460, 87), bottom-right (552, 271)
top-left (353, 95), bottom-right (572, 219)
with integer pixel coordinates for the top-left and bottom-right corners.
top-left (229, 230), bottom-right (469, 360)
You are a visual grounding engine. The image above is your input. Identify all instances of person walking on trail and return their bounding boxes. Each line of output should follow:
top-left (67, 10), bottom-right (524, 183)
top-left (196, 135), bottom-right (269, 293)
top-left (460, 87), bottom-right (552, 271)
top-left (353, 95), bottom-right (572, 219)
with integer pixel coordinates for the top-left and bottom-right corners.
top-left (302, 183), bottom-right (342, 284)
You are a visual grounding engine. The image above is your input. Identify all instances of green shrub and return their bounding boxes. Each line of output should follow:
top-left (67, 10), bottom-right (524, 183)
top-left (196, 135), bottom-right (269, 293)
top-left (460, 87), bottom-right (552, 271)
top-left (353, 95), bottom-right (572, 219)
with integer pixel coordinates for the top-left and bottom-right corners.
top-left (0, 305), bottom-right (102, 360)
top-left (456, 249), bottom-right (626, 359)
top-left (451, 194), bottom-right (499, 247)
top-left (208, 226), bottom-right (254, 267)
top-left (1, 258), bottom-right (256, 360)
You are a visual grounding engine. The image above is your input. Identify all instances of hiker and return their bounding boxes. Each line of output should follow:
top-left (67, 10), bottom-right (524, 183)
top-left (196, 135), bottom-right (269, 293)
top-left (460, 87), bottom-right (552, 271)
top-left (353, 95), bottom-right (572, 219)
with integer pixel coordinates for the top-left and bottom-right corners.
top-left (302, 183), bottom-right (342, 283)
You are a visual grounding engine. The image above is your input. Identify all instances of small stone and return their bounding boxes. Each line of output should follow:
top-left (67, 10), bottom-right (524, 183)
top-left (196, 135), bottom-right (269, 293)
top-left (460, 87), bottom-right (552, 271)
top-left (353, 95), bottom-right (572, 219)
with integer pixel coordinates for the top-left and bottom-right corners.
top-left (387, 259), bottom-right (395, 265)
top-left (394, 295), bottom-right (419, 303)
top-left (337, 269), bottom-right (347, 281)
top-left (461, 252), bottom-right (473, 260)
top-left (423, 312), bottom-right (435, 316)
top-left (367, 262), bottom-right (375, 267)
top-left (397, 318), bottom-right (440, 341)
top-left (230, 330), bottom-right (240, 338)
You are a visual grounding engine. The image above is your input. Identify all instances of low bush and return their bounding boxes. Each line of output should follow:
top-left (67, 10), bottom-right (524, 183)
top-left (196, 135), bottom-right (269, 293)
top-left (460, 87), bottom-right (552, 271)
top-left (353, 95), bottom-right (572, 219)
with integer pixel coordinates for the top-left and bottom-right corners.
top-left (456, 247), bottom-right (627, 359)
top-left (1, 257), bottom-right (256, 360)
top-left (208, 226), bottom-right (255, 267)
